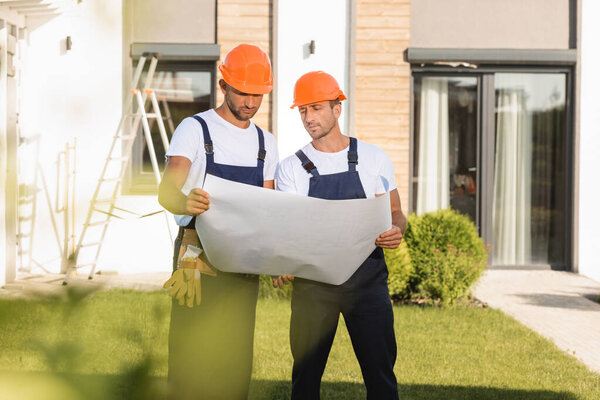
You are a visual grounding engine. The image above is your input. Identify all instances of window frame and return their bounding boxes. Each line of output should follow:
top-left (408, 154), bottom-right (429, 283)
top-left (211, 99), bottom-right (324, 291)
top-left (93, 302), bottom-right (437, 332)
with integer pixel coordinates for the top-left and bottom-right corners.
top-left (409, 64), bottom-right (575, 270)
top-left (123, 60), bottom-right (217, 195)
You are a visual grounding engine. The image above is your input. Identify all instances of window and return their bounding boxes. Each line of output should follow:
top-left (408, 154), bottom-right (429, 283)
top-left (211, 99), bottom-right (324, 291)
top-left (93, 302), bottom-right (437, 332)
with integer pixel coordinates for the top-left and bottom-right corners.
top-left (412, 69), bottom-right (571, 268)
top-left (413, 76), bottom-right (478, 223)
top-left (125, 61), bottom-right (216, 193)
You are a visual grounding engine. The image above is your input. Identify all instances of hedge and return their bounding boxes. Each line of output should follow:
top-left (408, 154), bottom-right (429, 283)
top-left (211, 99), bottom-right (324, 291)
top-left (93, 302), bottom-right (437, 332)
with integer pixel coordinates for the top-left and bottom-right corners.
top-left (386, 209), bottom-right (488, 305)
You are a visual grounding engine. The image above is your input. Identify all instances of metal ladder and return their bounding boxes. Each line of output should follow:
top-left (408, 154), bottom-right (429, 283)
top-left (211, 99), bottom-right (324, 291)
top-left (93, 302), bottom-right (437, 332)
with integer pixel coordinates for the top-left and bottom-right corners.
top-left (17, 135), bottom-right (73, 275)
top-left (65, 53), bottom-right (172, 283)
top-left (16, 135), bottom-right (41, 273)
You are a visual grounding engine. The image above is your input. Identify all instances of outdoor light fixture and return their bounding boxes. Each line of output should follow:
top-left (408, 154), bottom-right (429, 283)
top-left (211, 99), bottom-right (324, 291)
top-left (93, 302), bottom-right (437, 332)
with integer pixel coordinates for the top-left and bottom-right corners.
top-left (309, 40), bottom-right (316, 54)
top-left (66, 36), bottom-right (72, 51)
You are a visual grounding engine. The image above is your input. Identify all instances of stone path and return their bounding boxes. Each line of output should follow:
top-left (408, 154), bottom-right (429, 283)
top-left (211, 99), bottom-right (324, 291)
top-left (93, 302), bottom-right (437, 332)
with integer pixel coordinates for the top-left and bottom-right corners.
top-left (473, 268), bottom-right (600, 374)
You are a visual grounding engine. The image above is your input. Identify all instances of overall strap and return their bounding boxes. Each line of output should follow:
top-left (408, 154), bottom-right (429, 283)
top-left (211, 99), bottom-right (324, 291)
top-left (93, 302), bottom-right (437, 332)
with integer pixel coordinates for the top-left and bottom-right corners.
top-left (347, 137), bottom-right (359, 172)
top-left (192, 115), bottom-right (214, 165)
top-left (256, 125), bottom-right (266, 169)
top-left (295, 150), bottom-right (320, 177)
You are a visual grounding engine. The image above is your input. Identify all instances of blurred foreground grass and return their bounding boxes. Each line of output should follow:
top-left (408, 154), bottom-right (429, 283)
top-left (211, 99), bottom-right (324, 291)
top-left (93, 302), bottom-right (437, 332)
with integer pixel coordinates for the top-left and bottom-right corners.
top-left (0, 288), bottom-right (599, 399)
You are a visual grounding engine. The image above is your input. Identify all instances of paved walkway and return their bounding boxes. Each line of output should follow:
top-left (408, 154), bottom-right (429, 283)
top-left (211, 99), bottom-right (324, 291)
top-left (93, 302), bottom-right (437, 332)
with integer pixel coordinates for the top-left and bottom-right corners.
top-left (473, 268), bottom-right (600, 374)
top-left (0, 271), bottom-right (170, 299)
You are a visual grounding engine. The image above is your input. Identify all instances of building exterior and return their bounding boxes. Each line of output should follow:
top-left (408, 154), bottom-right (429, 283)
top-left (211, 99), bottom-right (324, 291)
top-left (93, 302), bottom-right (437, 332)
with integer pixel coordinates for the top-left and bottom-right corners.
top-left (1, 0), bottom-right (598, 286)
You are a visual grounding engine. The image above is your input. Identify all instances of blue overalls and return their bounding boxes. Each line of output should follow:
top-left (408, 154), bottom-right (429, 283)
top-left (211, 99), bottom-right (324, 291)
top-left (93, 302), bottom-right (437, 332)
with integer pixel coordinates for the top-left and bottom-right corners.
top-left (168, 115), bottom-right (266, 400)
top-left (290, 137), bottom-right (399, 400)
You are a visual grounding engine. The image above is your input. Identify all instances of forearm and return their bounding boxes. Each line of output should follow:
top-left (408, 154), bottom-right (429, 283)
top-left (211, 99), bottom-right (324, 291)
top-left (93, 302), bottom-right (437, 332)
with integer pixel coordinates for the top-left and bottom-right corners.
top-left (158, 178), bottom-right (188, 215)
top-left (392, 209), bottom-right (407, 235)
top-left (158, 156), bottom-right (193, 215)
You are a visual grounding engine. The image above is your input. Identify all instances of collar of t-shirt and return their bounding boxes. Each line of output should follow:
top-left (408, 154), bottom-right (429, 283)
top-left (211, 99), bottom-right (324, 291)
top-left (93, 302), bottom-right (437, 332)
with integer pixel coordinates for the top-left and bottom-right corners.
top-left (203, 109), bottom-right (257, 134)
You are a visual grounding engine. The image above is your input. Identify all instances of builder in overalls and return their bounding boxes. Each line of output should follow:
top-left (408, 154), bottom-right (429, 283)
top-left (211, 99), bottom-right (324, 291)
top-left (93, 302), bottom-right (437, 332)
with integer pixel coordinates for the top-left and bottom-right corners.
top-left (275, 71), bottom-right (406, 400)
top-left (158, 44), bottom-right (279, 400)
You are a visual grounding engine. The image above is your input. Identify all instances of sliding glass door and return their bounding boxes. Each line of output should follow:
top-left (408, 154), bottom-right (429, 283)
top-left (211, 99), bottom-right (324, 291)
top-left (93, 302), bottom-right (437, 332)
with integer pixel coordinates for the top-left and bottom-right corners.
top-left (492, 73), bottom-right (567, 266)
top-left (412, 70), bottom-right (570, 268)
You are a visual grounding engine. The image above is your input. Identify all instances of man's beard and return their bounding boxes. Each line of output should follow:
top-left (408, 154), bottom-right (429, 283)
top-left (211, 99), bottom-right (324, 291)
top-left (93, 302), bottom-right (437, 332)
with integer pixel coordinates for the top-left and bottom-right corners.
top-left (226, 94), bottom-right (257, 121)
top-left (306, 121), bottom-right (335, 140)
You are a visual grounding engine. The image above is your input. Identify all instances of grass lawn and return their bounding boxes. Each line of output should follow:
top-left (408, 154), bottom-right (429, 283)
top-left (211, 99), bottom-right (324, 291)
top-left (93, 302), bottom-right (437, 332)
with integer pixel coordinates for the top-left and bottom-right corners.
top-left (0, 288), bottom-right (599, 399)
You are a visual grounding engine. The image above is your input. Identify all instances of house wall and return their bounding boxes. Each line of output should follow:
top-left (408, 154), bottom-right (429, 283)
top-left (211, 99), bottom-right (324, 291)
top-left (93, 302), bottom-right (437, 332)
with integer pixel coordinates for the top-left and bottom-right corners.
top-left (16, 0), bottom-right (134, 275)
top-left (10, 0), bottom-right (593, 281)
top-left (217, 0), bottom-right (272, 132)
top-left (93, 0), bottom-right (216, 274)
top-left (92, 0), bottom-right (219, 276)
top-left (10, 0), bottom-right (219, 278)
top-left (0, 20), bottom-right (5, 287)
top-left (411, 0), bottom-right (570, 49)
top-left (214, 0), bottom-right (414, 206)
top-left (578, 0), bottom-right (600, 282)
top-left (274, 0), bottom-right (350, 159)
top-left (15, 0), bottom-right (183, 276)
top-left (131, 0), bottom-right (215, 44)
top-left (355, 0), bottom-right (411, 209)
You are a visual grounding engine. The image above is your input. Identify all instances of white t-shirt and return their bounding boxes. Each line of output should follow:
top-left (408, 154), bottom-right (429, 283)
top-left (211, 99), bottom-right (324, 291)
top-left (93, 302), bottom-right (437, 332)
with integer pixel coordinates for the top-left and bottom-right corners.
top-left (166, 109), bottom-right (279, 226)
top-left (276, 139), bottom-right (397, 198)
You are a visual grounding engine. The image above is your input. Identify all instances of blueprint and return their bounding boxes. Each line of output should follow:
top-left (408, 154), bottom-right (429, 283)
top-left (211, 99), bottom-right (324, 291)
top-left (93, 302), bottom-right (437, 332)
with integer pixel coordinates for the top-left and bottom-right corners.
top-left (195, 174), bottom-right (391, 285)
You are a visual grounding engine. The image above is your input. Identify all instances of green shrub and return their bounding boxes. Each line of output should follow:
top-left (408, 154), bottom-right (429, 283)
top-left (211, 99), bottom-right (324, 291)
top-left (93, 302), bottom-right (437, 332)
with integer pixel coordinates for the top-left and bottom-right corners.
top-left (384, 241), bottom-right (413, 301)
top-left (403, 209), bottom-right (488, 305)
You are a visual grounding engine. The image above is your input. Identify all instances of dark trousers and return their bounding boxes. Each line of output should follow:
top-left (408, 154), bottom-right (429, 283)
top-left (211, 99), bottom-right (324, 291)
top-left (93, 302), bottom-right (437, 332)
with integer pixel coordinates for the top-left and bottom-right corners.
top-left (290, 252), bottom-right (399, 400)
top-left (168, 272), bottom-right (259, 400)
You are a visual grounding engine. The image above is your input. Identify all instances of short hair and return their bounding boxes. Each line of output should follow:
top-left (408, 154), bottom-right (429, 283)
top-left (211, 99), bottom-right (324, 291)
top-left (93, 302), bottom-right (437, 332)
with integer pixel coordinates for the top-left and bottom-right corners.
top-left (329, 99), bottom-right (340, 108)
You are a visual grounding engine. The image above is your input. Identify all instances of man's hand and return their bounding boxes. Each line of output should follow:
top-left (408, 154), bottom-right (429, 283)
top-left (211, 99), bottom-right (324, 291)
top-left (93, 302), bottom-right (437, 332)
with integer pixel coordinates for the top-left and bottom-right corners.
top-left (376, 225), bottom-right (403, 249)
top-left (272, 275), bottom-right (294, 288)
top-left (185, 188), bottom-right (210, 215)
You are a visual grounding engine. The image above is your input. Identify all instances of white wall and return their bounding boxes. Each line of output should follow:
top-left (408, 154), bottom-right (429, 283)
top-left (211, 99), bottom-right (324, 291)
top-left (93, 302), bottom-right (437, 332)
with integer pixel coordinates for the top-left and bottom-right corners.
top-left (578, 0), bottom-right (600, 282)
top-left (17, 0), bottom-right (175, 277)
top-left (276, 0), bottom-right (350, 159)
top-left (130, 0), bottom-right (215, 44)
top-left (0, 20), bottom-right (9, 287)
top-left (411, 0), bottom-right (570, 49)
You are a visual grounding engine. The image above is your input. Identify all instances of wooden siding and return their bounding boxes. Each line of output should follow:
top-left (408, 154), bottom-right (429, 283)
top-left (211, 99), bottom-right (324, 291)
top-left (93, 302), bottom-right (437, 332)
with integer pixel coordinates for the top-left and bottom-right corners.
top-left (217, 0), bottom-right (273, 132)
top-left (356, 0), bottom-right (411, 210)
top-left (216, 0), bottom-right (411, 209)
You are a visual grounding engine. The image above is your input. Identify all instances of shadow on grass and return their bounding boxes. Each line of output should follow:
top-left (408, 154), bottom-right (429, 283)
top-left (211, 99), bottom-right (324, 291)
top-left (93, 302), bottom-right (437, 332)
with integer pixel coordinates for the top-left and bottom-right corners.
top-left (250, 380), bottom-right (578, 400)
top-left (0, 370), bottom-right (167, 400)
top-left (0, 373), bottom-right (579, 400)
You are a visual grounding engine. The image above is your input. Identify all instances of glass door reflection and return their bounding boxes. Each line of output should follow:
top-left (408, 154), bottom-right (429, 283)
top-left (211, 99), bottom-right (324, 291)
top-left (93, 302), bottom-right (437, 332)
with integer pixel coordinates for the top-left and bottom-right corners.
top-left (413, 76), bottom-right (479, 223)
top-left (493, 73), bottom-right (567, 266)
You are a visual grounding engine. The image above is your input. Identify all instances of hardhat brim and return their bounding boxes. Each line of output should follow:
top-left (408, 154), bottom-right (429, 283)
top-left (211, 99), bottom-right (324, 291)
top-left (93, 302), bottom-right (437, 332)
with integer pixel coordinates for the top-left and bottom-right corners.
top-left (290, 93), bottom-right (347, 109)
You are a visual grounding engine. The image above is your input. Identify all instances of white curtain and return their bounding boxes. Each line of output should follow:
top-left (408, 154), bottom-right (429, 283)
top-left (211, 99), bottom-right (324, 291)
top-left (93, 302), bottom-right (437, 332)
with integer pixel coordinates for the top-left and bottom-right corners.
top-left (493, 82), bottom-right (532, 265)
top-left (417, 77), bottom-right (449, 214)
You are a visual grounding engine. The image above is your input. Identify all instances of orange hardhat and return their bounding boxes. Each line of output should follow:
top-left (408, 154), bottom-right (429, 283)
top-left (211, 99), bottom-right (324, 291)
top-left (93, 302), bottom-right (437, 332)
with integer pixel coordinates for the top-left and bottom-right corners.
top-left (218, 44), bottom-right (273, 95)
top-left (290, 71), bottom-right (347, 108)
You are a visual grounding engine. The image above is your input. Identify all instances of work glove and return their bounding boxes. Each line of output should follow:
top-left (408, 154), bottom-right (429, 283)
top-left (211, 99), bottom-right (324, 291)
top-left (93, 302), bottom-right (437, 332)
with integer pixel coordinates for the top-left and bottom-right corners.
top-left (164, 244), bottom-right (204, 307)
top-left (164, 268), bottom-right (201, 307)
